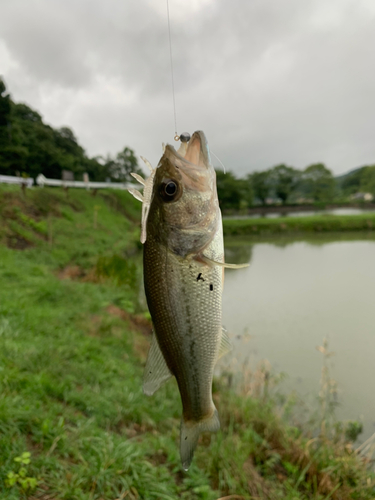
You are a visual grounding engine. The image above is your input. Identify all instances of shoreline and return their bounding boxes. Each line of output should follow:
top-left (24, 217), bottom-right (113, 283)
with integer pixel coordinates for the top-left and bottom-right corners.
top-left (222, 202), bottom-right (375, 217)
top-left (223, 212), bottom-right (375, 236)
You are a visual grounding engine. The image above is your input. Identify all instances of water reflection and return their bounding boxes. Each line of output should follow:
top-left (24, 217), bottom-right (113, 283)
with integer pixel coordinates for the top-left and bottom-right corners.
top-left (222, 232), bottom-right (375, 441)
top-left (225, 243), bottom-right (253, 265)
top-left (225, 232), bottom-right (375, 256)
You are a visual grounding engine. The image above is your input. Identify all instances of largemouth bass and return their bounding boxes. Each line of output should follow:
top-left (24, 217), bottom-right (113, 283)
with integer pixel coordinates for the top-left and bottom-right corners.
top-left (129, 131), bottom-right (246, 470)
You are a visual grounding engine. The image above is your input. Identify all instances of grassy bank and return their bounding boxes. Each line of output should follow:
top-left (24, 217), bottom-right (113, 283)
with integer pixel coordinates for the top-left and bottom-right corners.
top-left (223, 213), bottom-right (375, 237)
top-left (0, 186), bottom-right (374, 499)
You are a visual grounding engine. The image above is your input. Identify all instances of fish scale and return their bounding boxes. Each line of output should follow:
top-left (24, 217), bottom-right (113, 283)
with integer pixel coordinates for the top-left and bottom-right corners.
top-left (144, 234), bottom-right (222, 422)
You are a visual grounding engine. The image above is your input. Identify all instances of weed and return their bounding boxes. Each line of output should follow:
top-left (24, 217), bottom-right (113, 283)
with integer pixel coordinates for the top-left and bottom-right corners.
top-left (5, 452), bottom-right (38, 493)
top-left (316, 339), bottom-right (339, 438)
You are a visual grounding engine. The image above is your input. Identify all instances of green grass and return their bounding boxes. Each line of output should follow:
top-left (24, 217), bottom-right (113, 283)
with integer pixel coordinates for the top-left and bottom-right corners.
top-left (0, 185), bottom-right (141, 267)
top-left (0, 186), bottom-right (374, 499)
top-left (223, 213), bottom-right (375, 237)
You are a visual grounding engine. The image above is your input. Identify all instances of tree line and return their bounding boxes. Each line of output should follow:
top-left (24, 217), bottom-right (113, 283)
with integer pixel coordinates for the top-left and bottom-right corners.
top-left (0, 77), bottom-right (143, 183)
top-left (1, 77), bottom-right (374, 210)
top-left (216, 162), bottom-right (375, 210)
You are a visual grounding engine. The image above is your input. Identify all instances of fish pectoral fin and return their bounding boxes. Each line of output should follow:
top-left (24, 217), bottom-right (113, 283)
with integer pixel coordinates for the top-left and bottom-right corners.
top-left (200, 254), bottom-right (249, 269)
top-left (218, 327), bottom-right (232, 360)
top-left (143, 333), bottom-right (173, 396)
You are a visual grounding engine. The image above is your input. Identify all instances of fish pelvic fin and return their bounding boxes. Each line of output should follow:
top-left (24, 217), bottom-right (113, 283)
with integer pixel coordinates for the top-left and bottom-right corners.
top-left (180, 408), bottom-right (220, 471)
top-left (143, 333), bottom-right (173, 396)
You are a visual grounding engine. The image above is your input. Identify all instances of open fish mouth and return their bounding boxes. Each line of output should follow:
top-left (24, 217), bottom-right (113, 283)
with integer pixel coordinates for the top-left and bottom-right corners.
top-left (162, 131), bottom-right (213, 171)
top-left (127, 130), bottom-right (213, 244)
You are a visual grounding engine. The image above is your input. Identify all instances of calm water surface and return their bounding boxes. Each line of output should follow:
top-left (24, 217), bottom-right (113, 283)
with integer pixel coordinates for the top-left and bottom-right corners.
top-left (222, 233), bottom-right (375, 440)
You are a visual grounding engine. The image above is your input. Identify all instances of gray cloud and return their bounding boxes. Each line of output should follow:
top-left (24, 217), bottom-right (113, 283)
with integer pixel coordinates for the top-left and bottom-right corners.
top-left (1, 0), bottom-right (375, 175)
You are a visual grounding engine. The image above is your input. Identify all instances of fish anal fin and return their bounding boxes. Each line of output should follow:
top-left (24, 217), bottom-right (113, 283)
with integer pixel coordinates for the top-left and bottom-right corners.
top-left (143, 333), bottom-right (173, 396)
top-left (218, 327), bottom-right (232, 360)
top-left (180, 409), bottom-right (220, 471)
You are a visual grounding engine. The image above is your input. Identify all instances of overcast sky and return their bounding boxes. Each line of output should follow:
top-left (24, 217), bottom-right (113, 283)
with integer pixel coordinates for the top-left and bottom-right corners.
top-left (1, 0), bottom-right (375, 176)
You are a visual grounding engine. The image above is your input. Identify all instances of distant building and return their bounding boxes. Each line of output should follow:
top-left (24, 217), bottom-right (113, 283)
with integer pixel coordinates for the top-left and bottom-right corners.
top-left (350, 192), bottom-right (374, 202)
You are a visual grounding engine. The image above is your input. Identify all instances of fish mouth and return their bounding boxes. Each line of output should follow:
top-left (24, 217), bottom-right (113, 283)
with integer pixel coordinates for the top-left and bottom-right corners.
top-left (163, 131), bottom-right (212, 170)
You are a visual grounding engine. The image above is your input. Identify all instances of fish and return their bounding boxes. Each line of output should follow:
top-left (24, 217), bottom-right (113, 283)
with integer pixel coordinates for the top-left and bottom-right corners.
top-left (129, 131), bottom-right (248, 470)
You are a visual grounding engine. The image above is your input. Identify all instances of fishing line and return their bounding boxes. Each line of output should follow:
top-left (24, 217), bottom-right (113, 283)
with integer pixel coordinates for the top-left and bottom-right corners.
top-left (211, 150), bottom-right (227, 174)
top-left (166, 0), bottom-right (179, 141)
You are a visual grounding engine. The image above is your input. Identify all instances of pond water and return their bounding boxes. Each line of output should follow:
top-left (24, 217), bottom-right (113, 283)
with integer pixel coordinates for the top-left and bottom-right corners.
top-left (222, 233), bottom-right (375, 441)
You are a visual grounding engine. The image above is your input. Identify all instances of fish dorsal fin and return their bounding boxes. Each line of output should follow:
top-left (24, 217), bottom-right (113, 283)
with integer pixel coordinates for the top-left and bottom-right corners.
top-left (218, 327), bottom-right (232, 360)
top-left (128, 157), bottom-right (156, 243)
top-left (143, 333), bottom-right (173, 396)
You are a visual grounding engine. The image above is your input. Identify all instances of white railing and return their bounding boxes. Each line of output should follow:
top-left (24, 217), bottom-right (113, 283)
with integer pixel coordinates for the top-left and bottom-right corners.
top-left (0, 173), bottom-right (135, 191)
top-left (36, 174), bottom-right (133, 190)
top-left (0, 175), bottom-right (34, 187)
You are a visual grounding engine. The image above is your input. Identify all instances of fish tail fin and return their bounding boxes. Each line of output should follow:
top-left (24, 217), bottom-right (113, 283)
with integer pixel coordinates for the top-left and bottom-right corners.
top-left (180, 408), bottom-right (220, 471)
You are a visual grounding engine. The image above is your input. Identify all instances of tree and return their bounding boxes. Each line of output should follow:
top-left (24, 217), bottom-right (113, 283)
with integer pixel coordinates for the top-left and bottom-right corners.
top-left (107, 147), bottom-right (143, 183)
top-left (12, 103), bottom-right (42, 123)
top-left (340, 167), bottom-right (365, 196)
top-left (241, 176), bottom-right (254, 208)
top-left (302, 163), bottom-right (334, 202)
top-left (83, 156), bottom-right (111, 182)
top-left (216, 170), bottom-right (252, 210)
top-left (53, 126), bottom-right (84, 158)
top-left (0, 77), bottom-right (11, 167)
top-left (360, 165), bottom-right (375, 196)
top-left (269, 164), bottom-right (300, 204)
top-left (0, 78), bottom-right (145, 181)
top-left (250, 170), bottom-right (270, 205)
top-left (0, 78), bottom-right (11, 130)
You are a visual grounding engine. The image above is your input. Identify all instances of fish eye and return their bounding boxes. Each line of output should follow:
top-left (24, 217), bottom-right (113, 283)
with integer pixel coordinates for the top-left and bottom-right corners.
top-left (165, 181), bottom-right (177, 196)
top-left (159, 179), bottom-right (181, 202)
